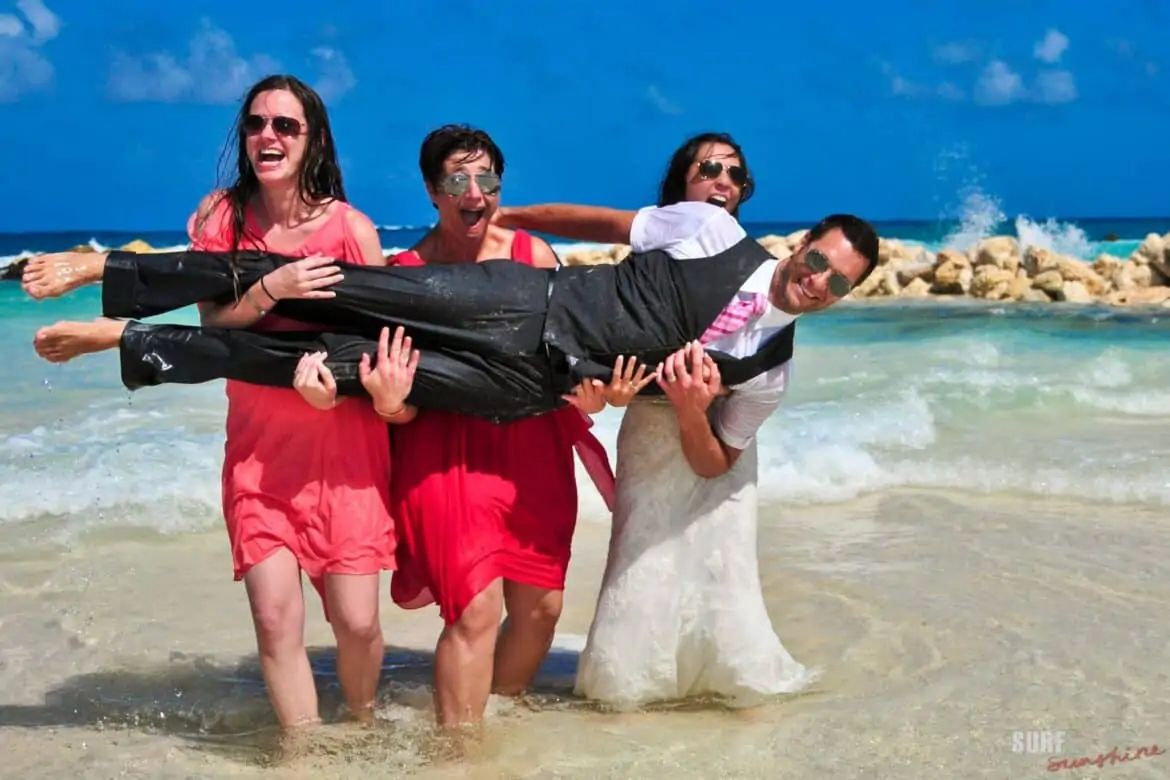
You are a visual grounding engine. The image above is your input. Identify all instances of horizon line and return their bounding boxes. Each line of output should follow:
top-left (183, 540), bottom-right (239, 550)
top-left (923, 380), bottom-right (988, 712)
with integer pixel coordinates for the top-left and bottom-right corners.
top-left (3, 214), bottom-right (1170, 237)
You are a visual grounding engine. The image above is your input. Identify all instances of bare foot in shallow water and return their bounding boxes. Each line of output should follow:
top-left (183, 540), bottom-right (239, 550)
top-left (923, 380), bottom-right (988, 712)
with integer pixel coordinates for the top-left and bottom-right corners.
top-left (21, 251), bottom-right (107, 300)
top-left (33, 319), bottom-right (127, 363)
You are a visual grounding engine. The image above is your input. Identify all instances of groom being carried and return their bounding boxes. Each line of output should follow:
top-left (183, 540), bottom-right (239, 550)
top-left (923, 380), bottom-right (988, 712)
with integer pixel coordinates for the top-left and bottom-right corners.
top-left (23, 202), bottom-right (878, 428)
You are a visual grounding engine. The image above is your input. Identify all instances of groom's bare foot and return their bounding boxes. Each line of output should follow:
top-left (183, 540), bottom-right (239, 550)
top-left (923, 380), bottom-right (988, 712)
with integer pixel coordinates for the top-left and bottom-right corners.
top-left (33, 319), bottom-right (127, 363)
top-left (21, 251), bottom-right (108, 300)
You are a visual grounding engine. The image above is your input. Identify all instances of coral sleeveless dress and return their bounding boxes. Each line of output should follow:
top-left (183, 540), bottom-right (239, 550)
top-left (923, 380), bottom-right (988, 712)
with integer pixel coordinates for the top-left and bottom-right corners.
top-left (387, 230), bottom-right (608, 625)
top-left (188, 197), bottom-right (396, 605)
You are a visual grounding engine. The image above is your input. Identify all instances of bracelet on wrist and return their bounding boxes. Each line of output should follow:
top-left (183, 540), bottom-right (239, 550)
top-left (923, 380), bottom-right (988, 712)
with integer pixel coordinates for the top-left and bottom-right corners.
top-left (375, 403), bottom-right (406, 420)
top-left (259, 276), bottom-right (278, 304)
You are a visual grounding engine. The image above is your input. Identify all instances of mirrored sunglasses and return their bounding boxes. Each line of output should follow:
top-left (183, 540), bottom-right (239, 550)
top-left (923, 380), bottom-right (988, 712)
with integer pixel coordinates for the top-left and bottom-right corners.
top-left (440, 171), bottom-right (502, 197)
top-left (804, 248), bottom-right (854, 298)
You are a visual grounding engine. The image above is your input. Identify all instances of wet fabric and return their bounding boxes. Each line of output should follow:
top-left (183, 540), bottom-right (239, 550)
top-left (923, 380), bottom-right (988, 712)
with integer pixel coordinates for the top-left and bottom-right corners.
top-left (387, 233), bottom-right (591, 625)
top-left (103, 238), bottom-right (795, 422)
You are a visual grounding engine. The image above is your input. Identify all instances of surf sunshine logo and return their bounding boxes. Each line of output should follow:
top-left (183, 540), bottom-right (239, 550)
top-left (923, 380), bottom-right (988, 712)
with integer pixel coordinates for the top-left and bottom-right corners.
top-left (1045, 744), bottom-right (1164, 773)
top-left (1011, 730), bottom-right (1164, 772)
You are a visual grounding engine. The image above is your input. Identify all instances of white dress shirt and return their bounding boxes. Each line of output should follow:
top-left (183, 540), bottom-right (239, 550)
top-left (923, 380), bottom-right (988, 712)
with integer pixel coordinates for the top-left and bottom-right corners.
top-left (628, 201), bottom-right (798, 450)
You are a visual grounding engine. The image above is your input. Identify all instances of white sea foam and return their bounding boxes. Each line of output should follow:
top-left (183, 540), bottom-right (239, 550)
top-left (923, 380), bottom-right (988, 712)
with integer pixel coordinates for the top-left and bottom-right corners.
top-left (2, 177), bottom-right (1169, 541)
top-left (4, 294), bottom-right (1170, 543)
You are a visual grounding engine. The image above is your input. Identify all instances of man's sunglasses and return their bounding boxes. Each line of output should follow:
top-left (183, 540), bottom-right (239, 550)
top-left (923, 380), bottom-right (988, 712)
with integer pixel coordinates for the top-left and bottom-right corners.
top-left (439, 171), bottom-right (502, 197)
top-left (804, 248), bottom-right (854, 298)
top-left (697, 159), bottom-right (748, 188)
top-left (243, 114), bottom-right (303, 137)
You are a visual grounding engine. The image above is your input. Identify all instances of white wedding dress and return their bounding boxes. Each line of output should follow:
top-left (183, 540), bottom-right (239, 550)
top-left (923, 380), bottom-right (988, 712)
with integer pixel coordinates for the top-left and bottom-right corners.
top-left (574, 398), bottom-right (817, 709)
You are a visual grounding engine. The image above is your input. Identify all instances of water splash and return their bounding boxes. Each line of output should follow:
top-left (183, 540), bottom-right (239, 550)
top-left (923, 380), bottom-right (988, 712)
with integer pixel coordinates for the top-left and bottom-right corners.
top-left (930, 146), bottom-right (1097, 259)
top-left (941, 187), bottom-right (1006, 252)
top-left (1014, 214), bottom-right (1093, 258)
top-left (934, 176), bottom-right (1097, 259)
top-left (932, 147), bottom-right (1008, 252)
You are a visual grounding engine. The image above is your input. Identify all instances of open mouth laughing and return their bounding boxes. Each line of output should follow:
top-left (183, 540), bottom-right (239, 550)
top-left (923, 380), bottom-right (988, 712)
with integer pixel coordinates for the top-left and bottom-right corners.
top-left (256, 148), bottom-right (285, 170)
top-left (459, 209), bottom-right (485, 228)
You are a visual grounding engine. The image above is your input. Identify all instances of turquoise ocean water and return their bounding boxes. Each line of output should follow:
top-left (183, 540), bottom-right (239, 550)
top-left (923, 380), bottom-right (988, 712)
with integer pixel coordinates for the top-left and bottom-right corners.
top-left (2, 206), bottom-right (1170, 546)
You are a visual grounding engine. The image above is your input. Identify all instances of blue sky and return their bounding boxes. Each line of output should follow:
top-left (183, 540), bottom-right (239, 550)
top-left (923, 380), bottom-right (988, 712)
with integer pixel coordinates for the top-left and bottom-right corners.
top-left (1, 0), bottom-right (1166, 232)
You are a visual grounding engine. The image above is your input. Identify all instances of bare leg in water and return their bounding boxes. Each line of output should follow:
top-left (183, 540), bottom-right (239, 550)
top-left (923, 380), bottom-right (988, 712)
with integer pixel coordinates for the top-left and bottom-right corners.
top-left (21, 251), bottom-right (108, 300)
top-left (321, 573), bottom-right (385, 726)
top-left (492, 582), bottom-right (563, 697)
top-left (34, 319), bottom-right (127, 363)
top-left (34, 317), bottom-right (387, 734)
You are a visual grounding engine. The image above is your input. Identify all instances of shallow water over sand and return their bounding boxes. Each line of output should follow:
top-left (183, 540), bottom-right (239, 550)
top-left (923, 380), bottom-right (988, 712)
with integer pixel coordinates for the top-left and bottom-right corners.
top-left (1, 489), bottom-right (1167, 778)
top-left (4, 288), bottom-right (1170, 776)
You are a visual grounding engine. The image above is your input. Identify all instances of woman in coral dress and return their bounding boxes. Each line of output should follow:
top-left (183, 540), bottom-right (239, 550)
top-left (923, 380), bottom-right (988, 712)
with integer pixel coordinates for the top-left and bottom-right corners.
top-left (186, 75), bottom-right (400, 732)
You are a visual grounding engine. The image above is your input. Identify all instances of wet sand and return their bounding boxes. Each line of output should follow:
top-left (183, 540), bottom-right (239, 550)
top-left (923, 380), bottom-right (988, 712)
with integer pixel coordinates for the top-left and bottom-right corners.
top-left (1, 489), bottom-right (1168, 779)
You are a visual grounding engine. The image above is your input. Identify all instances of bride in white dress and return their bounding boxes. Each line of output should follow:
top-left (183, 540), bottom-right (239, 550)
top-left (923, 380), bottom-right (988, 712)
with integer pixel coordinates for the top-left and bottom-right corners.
top-left (573, 200), bottom-right (818, 709)
top-left (574, 400), bottom-right (816, 708)
top-left (496, 134), bottom-right (865, 707)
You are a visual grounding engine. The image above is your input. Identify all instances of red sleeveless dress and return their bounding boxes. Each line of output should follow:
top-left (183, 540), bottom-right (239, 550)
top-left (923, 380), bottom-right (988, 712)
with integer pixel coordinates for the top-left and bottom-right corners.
top-left (188, 197), bottom-right (396, 608)
top-left (387, 231), bottom-right (611, 624)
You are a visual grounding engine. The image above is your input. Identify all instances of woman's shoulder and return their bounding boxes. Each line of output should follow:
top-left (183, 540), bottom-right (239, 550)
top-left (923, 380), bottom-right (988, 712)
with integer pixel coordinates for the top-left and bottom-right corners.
top-left (340, 202), bottom-right (380, 240)
top-left (187, 189), bottom-right (235, 245)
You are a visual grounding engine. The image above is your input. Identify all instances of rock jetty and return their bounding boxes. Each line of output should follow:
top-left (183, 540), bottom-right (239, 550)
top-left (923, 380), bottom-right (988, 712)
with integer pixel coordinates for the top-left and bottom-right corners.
top-left (560, 231), bottom-right (1170, 307)
top-left (6, 233), bottom-right (1170, 307)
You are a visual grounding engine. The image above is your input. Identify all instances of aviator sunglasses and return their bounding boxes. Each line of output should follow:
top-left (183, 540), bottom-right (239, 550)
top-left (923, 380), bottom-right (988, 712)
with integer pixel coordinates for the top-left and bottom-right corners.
top-left (439, 171), bottom-right (502, 197)
top-left (242, 114), bottom-right (304, 137)
top-left (803, 248), bottom-right (854, 298)
top-left (697, 158), bottom-right (748, 187)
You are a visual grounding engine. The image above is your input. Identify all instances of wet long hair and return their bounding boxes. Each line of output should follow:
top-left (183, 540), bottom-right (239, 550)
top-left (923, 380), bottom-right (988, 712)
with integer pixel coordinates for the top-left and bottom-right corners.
top-left (656, 131), bottom-right (755, 218)
top-left (205, 74), bottom-right (347, 260)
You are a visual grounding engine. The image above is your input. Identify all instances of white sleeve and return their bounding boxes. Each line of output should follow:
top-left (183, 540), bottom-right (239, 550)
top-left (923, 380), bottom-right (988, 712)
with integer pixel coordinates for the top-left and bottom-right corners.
top-left (628, 202), bottom-right (747, 258)
top-left (629, 205), bottom-right (689, 254)
top-left (710, 362), bottom-right (791, 450)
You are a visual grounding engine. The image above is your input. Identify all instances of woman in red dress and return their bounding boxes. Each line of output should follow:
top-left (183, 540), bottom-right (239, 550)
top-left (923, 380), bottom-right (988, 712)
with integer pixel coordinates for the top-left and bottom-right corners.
top-left (390, 126), bottom-right (642, 728)
top-left (303, 125), bottom-right (646, 727)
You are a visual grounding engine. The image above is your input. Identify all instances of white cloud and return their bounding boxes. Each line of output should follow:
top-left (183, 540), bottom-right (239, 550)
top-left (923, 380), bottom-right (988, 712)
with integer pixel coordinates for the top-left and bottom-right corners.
top-left (973, 60), bottom-right (1025, 106)
top-left (0, 13), bottom-right (23, 37)
top-left (108, 19), bottom-right (277, 103)
top-left (107, 19), bottom-right (355, 104)
top-left (647, 84), bottom-right (682, 115)
top-left (310, 45), bottom-right (355, 102)
top-left (108, 51), bottom-right (194, 102)
top-left (0, 0), bottom-right (59, 102)
top-left (932, 41), bottom-right (980, 65)
top-left (881, 60), bottom-right (965, 101)
top-left (1033, 69), bottom-right (1077, 104)
top-left (962, 32), bottom-right (1078, 107)
top-left (1033, 29), bottom-right (1068, 64)
top-left (15, 0), bottom-right (57, 42)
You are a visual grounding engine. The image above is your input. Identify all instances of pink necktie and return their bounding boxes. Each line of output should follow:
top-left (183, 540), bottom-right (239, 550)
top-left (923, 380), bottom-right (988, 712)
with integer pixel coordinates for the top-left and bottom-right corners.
top-left (700, 292), bottom-right (768, 343)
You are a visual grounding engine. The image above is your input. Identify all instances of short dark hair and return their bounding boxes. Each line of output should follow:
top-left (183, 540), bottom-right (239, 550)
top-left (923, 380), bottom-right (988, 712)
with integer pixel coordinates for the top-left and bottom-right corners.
top-left (807, 214), bottom-right (880, 286)
top-left (418, 124), bottom-right (505, 187)
top-left (657, 131), bottom-right (755, 217)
